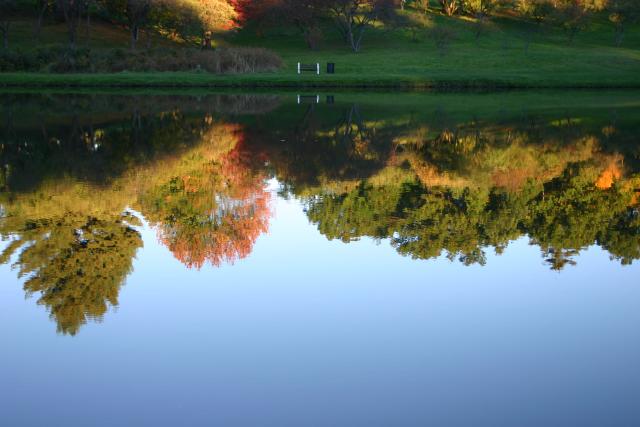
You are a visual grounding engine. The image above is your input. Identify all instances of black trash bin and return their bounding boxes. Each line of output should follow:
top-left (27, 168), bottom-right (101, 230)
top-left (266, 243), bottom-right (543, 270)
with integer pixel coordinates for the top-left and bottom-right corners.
top-left (327, 63), bottom-right (335, 74)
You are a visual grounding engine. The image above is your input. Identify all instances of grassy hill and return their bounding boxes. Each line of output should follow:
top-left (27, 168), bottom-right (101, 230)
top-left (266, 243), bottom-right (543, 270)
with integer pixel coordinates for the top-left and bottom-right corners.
top-left (1, 7), bottom-right (640, 88)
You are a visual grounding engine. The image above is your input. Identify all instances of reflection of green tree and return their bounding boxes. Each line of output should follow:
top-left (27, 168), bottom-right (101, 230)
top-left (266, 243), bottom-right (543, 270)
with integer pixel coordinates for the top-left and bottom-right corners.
top-left (306, 165), bottom-right (640, 269)
top-left (526, 166), bottom-right (639, 269)
top-left (600, 209), bottom-right (640, 265)
top-left (0, 212), bottom-right (142, 335)
top-left (262, 101), bottom-right (640, 269)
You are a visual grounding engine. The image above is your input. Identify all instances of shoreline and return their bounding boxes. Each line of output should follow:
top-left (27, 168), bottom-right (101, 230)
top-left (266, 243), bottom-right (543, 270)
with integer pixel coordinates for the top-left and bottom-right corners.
top-left (2, 72), bottom-right (640, 89)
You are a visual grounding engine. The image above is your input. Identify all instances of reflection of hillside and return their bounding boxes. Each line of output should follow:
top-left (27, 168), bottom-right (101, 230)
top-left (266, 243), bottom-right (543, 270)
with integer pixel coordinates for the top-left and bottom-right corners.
top-left (1, 107), bottom-right (272, 333)
top-left (253, 102), bottom-right (640, 270)
top-left (0, 94), bottom-right (280, 193)
top-left (1, 93), bottom-right (640, 333)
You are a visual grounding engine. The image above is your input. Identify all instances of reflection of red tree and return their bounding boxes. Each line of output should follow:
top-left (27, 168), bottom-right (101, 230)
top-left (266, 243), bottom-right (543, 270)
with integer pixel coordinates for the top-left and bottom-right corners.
top-left (148, 125), bottom-right (272, 269)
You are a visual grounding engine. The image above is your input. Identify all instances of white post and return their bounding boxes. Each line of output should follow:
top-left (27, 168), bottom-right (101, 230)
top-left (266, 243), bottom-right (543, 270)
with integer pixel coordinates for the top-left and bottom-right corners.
top-left (316, 63), bottom-right (320, 75)
top-left (297, 95), bottom-right (301, 104)
top-left (297, 62), bottom-right (301, 74)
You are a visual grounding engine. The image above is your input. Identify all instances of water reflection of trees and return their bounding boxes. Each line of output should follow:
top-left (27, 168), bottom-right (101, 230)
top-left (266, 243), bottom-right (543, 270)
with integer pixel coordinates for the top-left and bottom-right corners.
top-left (0, 212), bottom-right (142, 335)
top-left (1, 96), bottom-right (276, 333)
top-left (139, 125), bottom-right (271, 269)
top-left (286, 105), bottom-right (640, 270)
top-left (305, 169), bottom-right (639, 269)
top-left (1, 94), bottom-right (640, 333)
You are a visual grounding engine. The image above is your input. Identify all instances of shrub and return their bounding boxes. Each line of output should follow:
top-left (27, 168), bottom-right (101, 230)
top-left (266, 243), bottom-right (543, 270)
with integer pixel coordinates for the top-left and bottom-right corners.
top-left (0, 46), bottom-right (283, 74)
top-left (95, 47), bottom-right (283, 74)
top-left (0, 50), bottom-right (24, 71)
top-left (48, 48), bottom-right (92, 73)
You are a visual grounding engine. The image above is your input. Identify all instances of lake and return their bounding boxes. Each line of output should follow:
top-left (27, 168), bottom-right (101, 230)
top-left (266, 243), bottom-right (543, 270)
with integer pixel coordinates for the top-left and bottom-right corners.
top-left (1, 91), bottom-right (640, 426)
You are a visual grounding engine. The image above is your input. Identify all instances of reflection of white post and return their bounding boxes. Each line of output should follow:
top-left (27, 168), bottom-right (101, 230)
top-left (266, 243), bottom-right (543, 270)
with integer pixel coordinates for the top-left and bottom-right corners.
top-left (316, 95), bottom-right (320, 104)
top-left (316, 63), bottom-right (320, 75)
top-left (297, 62), bottom-right (301, 74)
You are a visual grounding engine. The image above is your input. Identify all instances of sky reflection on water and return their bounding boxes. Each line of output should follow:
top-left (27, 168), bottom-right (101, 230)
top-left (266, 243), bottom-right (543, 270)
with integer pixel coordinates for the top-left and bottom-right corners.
top-left (1, 92), bottom-right (640, 426)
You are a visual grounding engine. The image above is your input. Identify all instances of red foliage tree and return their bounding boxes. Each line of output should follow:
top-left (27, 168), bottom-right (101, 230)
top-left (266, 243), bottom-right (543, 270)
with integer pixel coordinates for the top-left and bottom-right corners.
top-left (144, 125), bottom-right (272, 269)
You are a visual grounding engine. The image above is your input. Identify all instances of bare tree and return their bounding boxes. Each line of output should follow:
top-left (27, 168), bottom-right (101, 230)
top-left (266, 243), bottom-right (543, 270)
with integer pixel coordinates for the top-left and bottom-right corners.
top-left (0, 0), bottom-right (16, 49)
top-left (608, 0), bottom-right (639, 46)
top-left (327, 0), bottom-right (396, 52)
top-left (57, 0), bottom-right (85, 47)
top-left (554, 0), bottom-right (592, 44)
top-left (34, 0), bottom-right (54, 41)
top-left (126, 0), bottom-right (151, 49)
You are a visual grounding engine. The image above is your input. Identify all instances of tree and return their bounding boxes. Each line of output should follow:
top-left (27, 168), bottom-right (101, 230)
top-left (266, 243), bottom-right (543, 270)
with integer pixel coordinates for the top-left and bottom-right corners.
top-left (439, 0), bottom-right (459, 16)
top-left (463, 0), bottom-right (497, 40)
top-left (56, 0), bottom-right (88, 47)
top-left (34, 0), bottom-right (55, 41)
top-left (608, 0), bottom-right (640, 46)
top-left (233, 0), bottom-right (281, 34)
top-left (0, 0), bottom-right (16, 49)
top-left (412, 0), bottom-right (430, 14)
top-left (280, 0), bottom-right (325, 50)
top-left (126, 0), bottom-right (151, 49)
top-left (0, 212), bottom-right (143, 335)
top-left (140, 125), bottom-right (272, 269)
top-left (195, 0), bottom-right (237, 48)
top-left (101, 0), bottom-right (154, 49)
top-left (235, 0), bottom-right (324, 49)
top-left (553, 0), bottom-right (608, 44)
top-left (327, 0), bottom-right (397, 52)
top-left (461, 0), bottom-right (496, 15)
top-left (517, 0), bottom-right (554, 24)
top-left (517, 0), bottom-right (554, 50)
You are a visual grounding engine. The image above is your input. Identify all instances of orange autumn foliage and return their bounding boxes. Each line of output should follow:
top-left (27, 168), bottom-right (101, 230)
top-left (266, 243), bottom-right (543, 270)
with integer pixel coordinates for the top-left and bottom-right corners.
top-left (596, 159), bottom-right (623, 190)
top-left (149, 125), bottom-right (272, 269)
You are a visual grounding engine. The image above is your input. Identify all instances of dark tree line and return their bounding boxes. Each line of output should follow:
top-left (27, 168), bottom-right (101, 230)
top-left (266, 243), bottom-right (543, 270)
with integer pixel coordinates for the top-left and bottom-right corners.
top-left (1, 0), bottom-right (638, 52)
top-left (1, 0), bottom-right (237, 49)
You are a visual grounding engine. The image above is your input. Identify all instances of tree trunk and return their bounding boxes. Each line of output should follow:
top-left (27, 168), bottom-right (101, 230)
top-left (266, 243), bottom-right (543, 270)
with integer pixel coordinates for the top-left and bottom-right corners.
top-left (61, 3), bottom-right (79, 49)
top-left (35, 3), bottom-right (47, 41)
top-left (68, 21), bottom-right (77, 48)
top-left (614, 24), bottom-right (625, 47)
top-left (201, 32), bottom-right (212, 50)
top-left (85, 5), bottom-right (91, 47)
top-left (1, 22), bottom-right (9, 49)
top-left (348, 28), bottom-right (358, 52)
top-left (353, 26), bottom-right (367, 52)
top-left (131, 25), bottom-right (138, 49)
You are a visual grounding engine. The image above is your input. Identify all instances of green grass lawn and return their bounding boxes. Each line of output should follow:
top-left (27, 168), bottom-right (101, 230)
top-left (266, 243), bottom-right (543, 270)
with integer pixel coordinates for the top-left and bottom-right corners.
top-left (2, 8), bottom-right (640, 88)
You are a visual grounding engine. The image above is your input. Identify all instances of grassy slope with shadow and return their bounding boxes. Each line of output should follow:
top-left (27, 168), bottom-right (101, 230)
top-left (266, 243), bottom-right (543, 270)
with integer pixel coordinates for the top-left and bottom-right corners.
top-left (1, 7), bottom-right (639, 88)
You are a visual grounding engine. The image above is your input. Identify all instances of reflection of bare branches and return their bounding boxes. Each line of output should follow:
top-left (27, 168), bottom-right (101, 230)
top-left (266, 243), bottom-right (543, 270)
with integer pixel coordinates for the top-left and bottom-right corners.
top-left (298, 103), bottom-right (318, 141)
top-left (543, 247), bottom-right (579, 271)
top-left (1, 93), bottom-right (281, 124)
top-left (334, 104), bottom-right (373, 147)
top-left (207, 95), bottom-right (281, 115)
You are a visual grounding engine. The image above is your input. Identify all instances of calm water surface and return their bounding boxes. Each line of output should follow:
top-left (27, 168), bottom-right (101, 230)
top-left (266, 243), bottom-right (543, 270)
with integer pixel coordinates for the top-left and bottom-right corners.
top-left (1, 91), bottom-right (640, 426)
